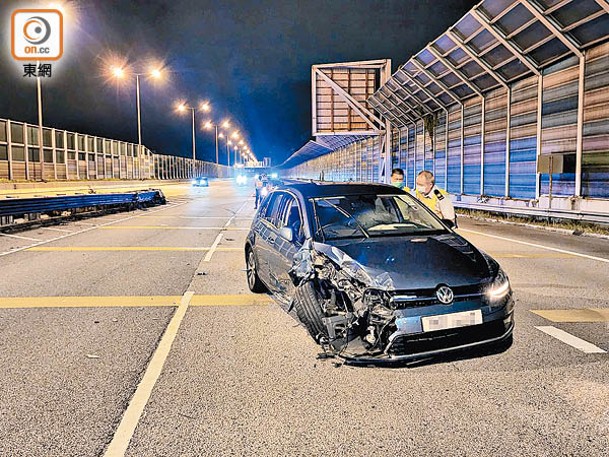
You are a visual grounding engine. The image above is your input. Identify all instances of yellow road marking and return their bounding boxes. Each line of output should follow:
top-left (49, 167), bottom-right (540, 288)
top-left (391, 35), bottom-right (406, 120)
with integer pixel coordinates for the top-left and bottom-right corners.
top-left (190, 294), bottom-right (273, 307)
top-left (532, 309), bottom-right (609, 323)
top-left (25, 246), bottom-right (243, 252)
top-left (99, 225), bottom-right (248, 231)
top-left (0, 296), bottom-right (181, 309)
top-left (0, 294), bottom-right (272, 309)
top-left (27, 246), bottom-right (212, 251)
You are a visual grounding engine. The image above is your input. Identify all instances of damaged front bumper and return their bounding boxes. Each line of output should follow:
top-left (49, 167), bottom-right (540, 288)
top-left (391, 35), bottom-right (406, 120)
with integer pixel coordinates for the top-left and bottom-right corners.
top-left (340, 310), bottom-right (514, 365)
top-left (289, 239), bottom-right (514, 364)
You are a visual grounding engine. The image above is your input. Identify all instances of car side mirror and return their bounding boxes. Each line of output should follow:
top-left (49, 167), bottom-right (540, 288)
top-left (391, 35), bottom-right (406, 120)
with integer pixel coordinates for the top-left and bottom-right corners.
top-left (442, 219), bottom-right (455, 229)
top-left (279, 226), bottom-right (293, 242)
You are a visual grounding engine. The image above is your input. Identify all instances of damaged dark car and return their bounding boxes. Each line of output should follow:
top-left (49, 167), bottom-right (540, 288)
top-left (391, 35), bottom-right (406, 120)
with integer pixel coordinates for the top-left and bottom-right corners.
top-left (245, 182), bottom-right (514, 363)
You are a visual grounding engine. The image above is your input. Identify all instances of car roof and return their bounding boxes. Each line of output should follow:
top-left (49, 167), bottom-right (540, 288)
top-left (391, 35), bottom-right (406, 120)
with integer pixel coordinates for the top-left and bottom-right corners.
top-left (275, 181), bottom-right (407, 199)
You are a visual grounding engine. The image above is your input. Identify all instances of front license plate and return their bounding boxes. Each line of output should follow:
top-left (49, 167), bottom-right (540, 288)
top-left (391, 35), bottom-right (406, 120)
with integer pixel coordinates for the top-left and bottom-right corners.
top-left (421, 309), bottom-right (483, 332)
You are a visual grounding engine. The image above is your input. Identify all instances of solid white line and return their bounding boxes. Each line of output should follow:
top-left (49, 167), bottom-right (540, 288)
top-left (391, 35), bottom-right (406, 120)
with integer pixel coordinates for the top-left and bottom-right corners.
top-left (535, 326), bottom-right (607, 354)
top-left (103, 291), bottom-right (194, 457)
top-left (0, 232), bottom-right (41, 241)
top-left (203, 233), bottom-right (223, 262)
top-left (459, 228), bottom-right (609, 264)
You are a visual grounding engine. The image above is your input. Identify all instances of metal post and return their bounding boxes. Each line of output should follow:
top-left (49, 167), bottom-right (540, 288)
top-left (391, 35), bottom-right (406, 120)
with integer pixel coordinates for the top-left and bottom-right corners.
top-left (460, 104), bottom-right (465, 195)
top-left (444, 111), bottom-right (449, 189)
top-left (92, 137), bottom-right (98, 180)
top-left (575, 57), bottom-right (585, 197)
top-left (481, 96), bottom-right (486, 196)
top-left (37, 64), bottom-right (43, 181)
top-left (215, 125), bottom-right (219, 164)
top-left (191, 107), bottom-right (196, 178)
top-left (413, 120), bottom-right (418, 179)
top-left (51, 128), bottom-right (57, 180)
top-left (535, 74), bottom-right (543, 200)
top-left (384, 120), bottom-right (392, 184)
top-left (6, 120), bottom-right (13, 181)
top-left (505, 87), bottom-right (512, 197)
top-left (136, 74), bottom-right (142, 171)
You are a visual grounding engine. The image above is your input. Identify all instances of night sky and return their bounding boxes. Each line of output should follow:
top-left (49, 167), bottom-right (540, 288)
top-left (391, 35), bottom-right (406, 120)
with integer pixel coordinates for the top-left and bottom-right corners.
top-left (0, 0), bottom-right (478, 165)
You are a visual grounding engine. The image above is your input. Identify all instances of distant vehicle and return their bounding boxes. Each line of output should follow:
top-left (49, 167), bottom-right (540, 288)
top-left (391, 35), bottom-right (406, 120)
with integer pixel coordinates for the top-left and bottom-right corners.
top-left (245, 182), bottom-right (514, 363)
top-left (192, 177), bottom-right (209, 187)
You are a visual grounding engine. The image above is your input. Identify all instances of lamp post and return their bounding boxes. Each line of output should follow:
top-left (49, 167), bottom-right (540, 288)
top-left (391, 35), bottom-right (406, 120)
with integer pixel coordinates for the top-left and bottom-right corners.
top-left (111, 65), bottom-right (164, 178)
top-left (204, 119), bottom-right (231, 165)
top-left (219, 133), bottom-right (233, 166)
top-left (176, 102), bottom-right (209, 176)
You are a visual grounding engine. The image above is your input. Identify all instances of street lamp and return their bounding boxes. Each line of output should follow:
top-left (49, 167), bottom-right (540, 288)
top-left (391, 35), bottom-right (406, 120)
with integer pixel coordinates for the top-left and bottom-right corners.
top-left (204, 119), bottom-right (231, 165)
top-left (175, 101), bottom-right (210, 176)
top-left (110, 63), bottom-right (165, 178)
top-left (219, 133), bottom-right (233, 166)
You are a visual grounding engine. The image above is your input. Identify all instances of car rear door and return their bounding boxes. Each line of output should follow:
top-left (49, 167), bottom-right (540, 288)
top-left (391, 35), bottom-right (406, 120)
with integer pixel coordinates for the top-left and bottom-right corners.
top-left (254, 192), bottom-right (286, 291)
top-left (266, 194), bottom-right (305, 302)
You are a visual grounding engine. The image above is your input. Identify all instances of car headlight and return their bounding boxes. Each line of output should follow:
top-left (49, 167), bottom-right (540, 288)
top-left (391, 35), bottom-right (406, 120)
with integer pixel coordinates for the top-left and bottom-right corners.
top-left (261, 187), bottom-right (269, 196)
top-left (485, 268), bottom-right (511, 303)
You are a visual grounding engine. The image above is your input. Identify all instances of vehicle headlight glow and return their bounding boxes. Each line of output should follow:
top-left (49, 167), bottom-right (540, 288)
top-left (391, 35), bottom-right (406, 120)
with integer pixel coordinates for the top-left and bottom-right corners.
top-left (236, 175), bottom-right (247, 185)
top-left (485, 268), bottom-right (511, 302)
top-left (261, 187), bottom-right (269, 196)
top-left (271, 173), bottom-right (278, 179)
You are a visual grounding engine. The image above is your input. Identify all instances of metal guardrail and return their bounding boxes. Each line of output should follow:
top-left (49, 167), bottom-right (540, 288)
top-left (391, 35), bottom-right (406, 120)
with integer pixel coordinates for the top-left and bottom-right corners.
top-left (453, 201), bottom-right (609, 225)
top-left (0, 190), bottom-right (166, 217)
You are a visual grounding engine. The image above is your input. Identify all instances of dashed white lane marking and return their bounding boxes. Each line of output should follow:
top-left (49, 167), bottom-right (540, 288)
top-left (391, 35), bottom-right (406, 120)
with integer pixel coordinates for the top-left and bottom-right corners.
top-left (0, 202), bottom-right (189, 258)
top-left (203, 200), bottom-right (249, 262)
top-left (103, 291), bottom-right (194, 457)
top-left (203, 233), bottom-right (223, 262)
top-left (0, 232), bottom-right (41, 241)
top-left (459, 229), bottom-right (609, 264)
top-left (535, 326), bottom-right (607, 354)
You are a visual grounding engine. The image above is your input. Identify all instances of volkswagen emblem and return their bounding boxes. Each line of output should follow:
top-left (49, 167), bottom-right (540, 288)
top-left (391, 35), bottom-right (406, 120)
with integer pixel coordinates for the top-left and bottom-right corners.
top-left (436, 286), bottom-right (454, 304)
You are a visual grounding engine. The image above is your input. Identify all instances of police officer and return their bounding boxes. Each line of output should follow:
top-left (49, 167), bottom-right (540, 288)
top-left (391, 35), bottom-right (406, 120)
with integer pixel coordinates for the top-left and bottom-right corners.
top-left (254, 175), bottom-right (263, 209)
top-left (415, 170), bottom-right (456, 225)
top-left (390, 168), bottom-right (411, 192)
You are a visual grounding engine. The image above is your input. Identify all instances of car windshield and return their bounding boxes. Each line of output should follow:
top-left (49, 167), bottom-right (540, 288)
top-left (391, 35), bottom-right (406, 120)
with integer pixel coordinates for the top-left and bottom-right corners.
top-left (312, 194), bottom-right (446, 240)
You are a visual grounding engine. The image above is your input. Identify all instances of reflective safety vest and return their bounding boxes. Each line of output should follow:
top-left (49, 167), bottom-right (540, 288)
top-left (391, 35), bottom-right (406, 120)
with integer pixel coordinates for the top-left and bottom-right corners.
top-left (415, 186), bottom-right (455, 221)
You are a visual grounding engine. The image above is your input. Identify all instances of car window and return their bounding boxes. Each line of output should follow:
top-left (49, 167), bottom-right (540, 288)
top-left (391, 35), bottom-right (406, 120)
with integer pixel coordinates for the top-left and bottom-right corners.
top-left (313, 198), bottom-right (367, 240)
top-left (263, 192), bottom-right (285, 227)
top-left (281, 197), bottom-right (305, 244)
top-left (312, 194), bottom-right (446, 240)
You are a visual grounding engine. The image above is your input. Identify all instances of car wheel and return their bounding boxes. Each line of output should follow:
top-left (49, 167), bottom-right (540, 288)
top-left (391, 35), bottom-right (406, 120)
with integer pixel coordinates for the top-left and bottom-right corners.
top-left (246, 248), bottom-right (267, 293)
top-left (293, 281), bottom-right (328, 343)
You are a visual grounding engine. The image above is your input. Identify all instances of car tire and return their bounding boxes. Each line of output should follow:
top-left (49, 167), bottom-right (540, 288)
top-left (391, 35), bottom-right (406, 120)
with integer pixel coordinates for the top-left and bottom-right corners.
top-left (294, 281), bottom-right (328, 343)
top-left (246, 248), bottom-right (267, 293)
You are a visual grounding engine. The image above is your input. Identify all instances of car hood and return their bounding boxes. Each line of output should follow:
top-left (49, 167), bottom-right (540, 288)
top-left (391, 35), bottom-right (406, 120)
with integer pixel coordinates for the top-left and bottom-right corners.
top-left (325, 234), bottom-right (493, 290)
